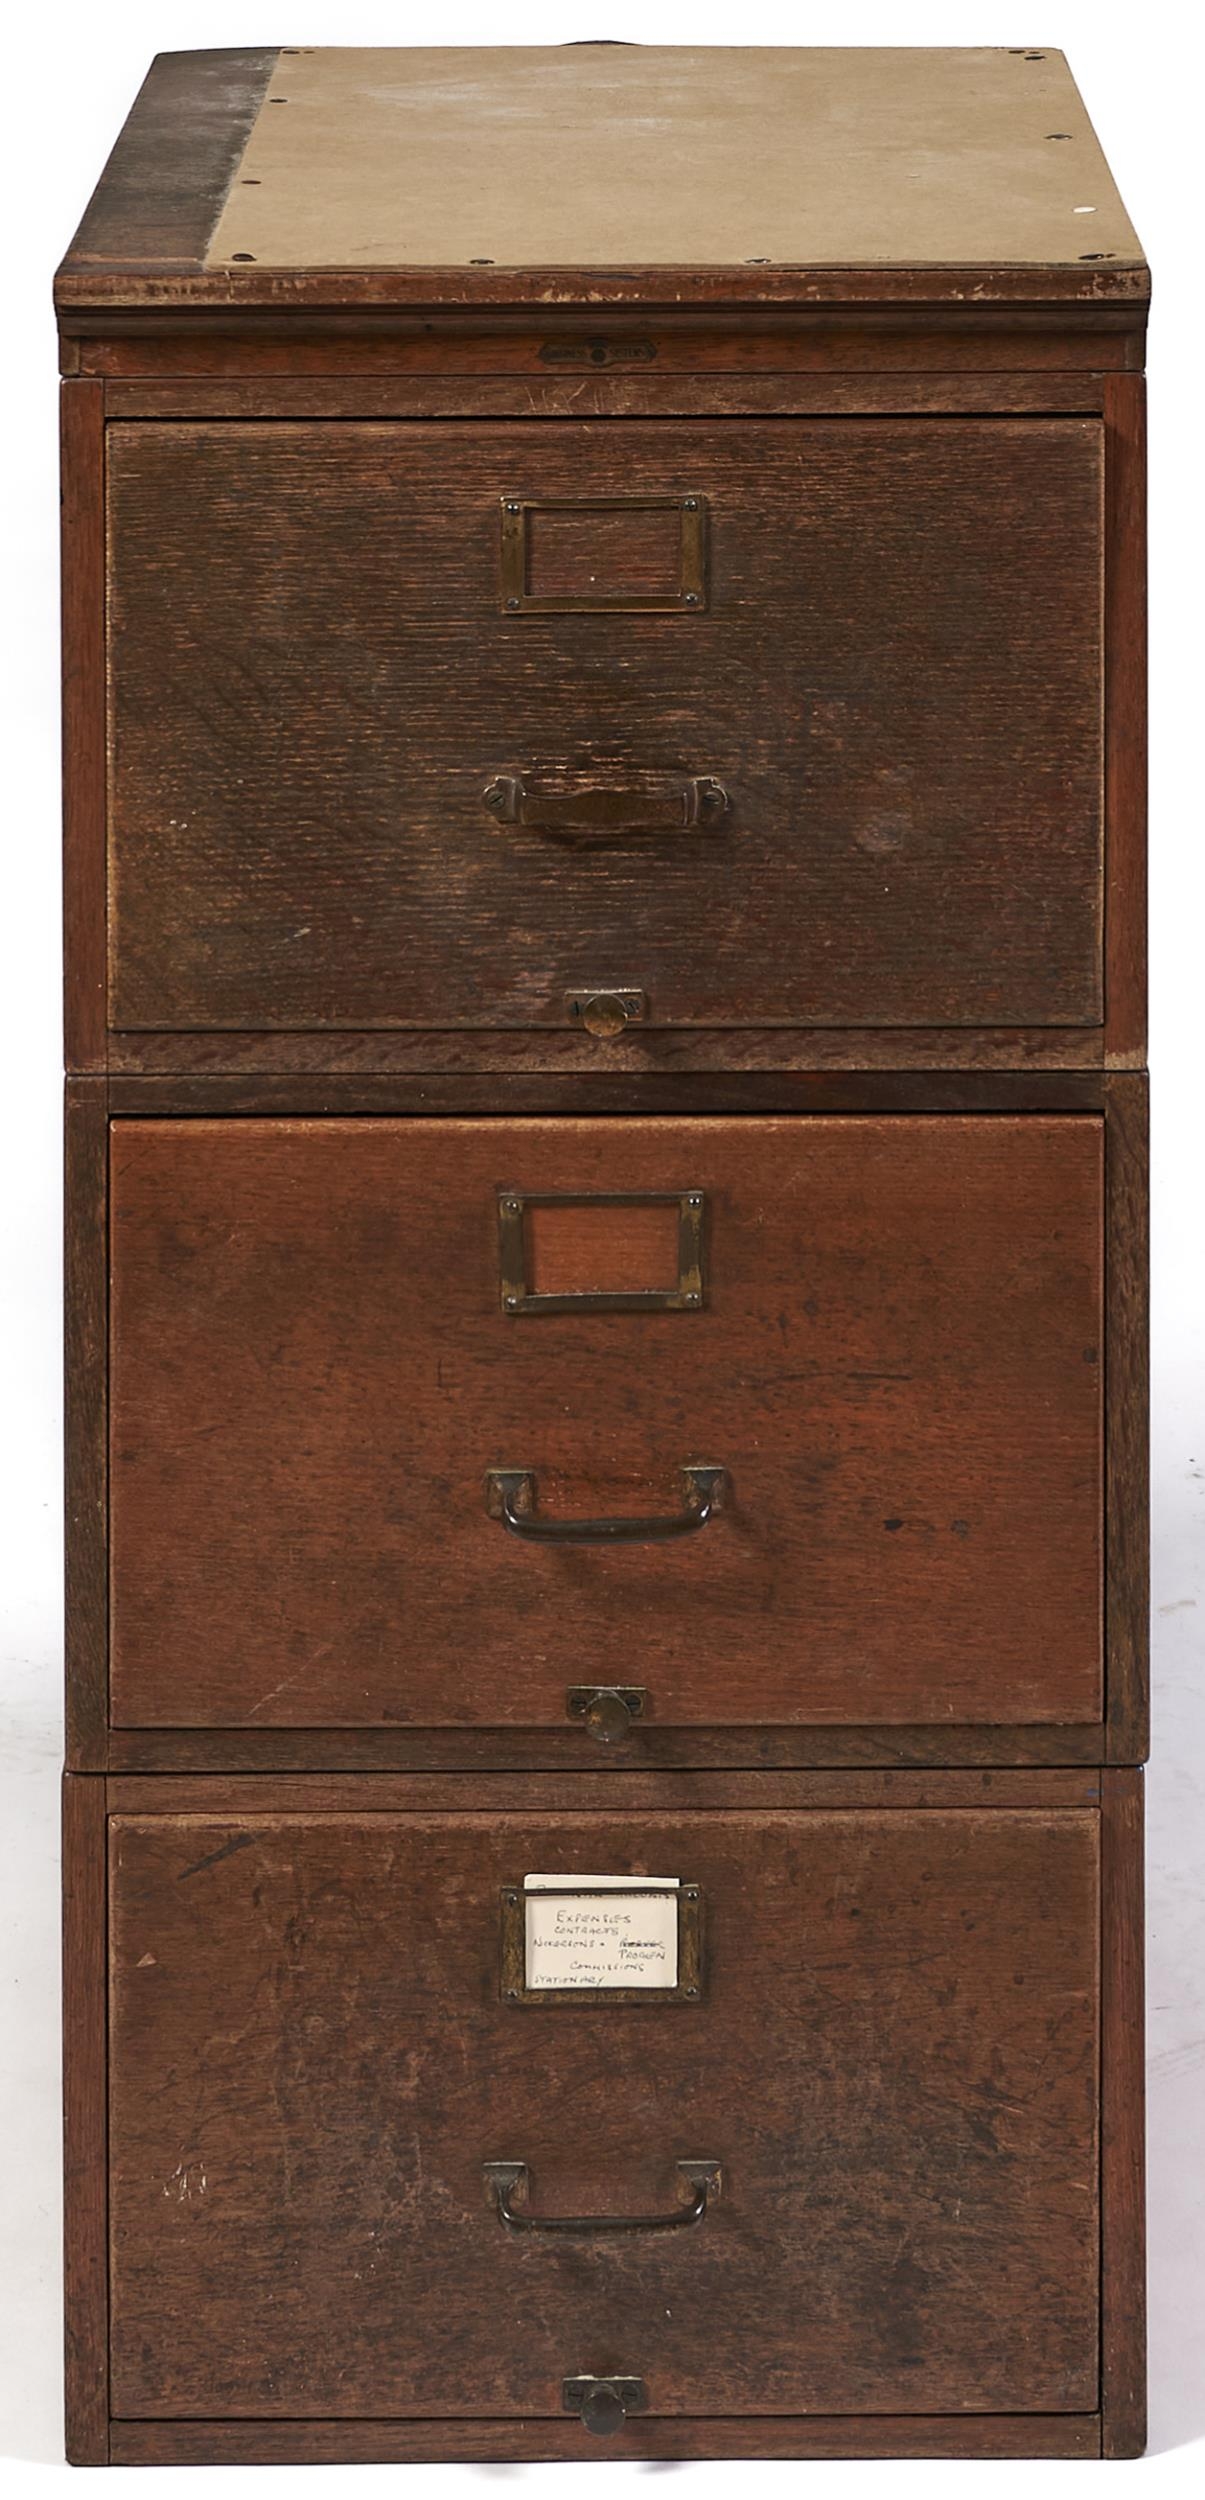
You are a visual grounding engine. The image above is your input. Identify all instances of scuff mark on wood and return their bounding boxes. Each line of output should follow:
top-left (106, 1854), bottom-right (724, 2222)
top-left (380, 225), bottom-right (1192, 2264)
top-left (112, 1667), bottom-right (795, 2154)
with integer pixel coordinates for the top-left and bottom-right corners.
top-left (177, 1833), bottom-right (255, 1883)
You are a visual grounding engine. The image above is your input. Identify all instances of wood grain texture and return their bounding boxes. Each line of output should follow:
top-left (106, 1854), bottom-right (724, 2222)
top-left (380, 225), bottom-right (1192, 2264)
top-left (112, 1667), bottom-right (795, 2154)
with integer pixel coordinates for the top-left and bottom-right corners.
top-left (100, 373), bottom-right (1111, 418)
top-left (1103, 375), bottom-right (1148, 1063)
top-left (1101, 1766), bottom-right (1146, 2456)
top-left (59, 49), bottom-right (278, 283)
top-left (108, 1114), bottom-right (1104, 1732)
top-left (64, 1080), bottom-right (108, 1767)
top-left (58, 267), bottom-right (1150, 320)
top-left (70, 299), bottom-right (1146, 351)
top-left (59, 262), bottom-right (1149, 316)
top-left (1105, 1075), bottom-right (1150, 1761)
top-left (521, 499), bottom-right (687, 602)
top-left (524, 1193), bottom-right (682, 1294)
top-left (89, 330), bottom-right (1131, 380)
top-left (103, 1068), bottom-right (1110, 1118)
top-left (105, 1026), bottom-right (1113, 1077)
top-left (104, 416), bottom-right (1105, 1037)
top-left (104, 1726), bottom-right (1107, 1775)
top-left (106, 1768), bottom-right (1104, 1814)
top-left (108, 2413), bottom-right (1103, 2463)
top-left (60, 382), bottom-right (106, 1069)
top-left (62, 1775), bottom-right (108, 2464)
top-left (107, 1798), bottom-right (1100, 2420)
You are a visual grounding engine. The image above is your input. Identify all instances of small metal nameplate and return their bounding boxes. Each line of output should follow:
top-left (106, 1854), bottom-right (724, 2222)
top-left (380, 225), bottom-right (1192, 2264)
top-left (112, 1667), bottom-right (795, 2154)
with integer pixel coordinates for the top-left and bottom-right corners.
top-left (500, 1876), bottom-right (703, 2004)
top-left (538, 339), bottom-right (658, 366)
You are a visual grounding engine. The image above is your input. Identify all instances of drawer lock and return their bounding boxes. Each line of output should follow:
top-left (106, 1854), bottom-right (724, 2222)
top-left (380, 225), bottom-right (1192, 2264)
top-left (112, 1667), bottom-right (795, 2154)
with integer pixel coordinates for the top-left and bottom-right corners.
top-left (565, 987), bottom-right (647, 1037)
top-left (566, 1684), bottom-right (646, 1744)
top-left (562, 2376), bottom-right (649, 2437)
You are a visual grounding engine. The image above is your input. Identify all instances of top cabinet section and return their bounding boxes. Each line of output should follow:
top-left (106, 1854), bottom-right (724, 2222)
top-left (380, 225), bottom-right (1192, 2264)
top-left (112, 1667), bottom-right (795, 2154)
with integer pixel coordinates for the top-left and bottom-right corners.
top-left (62, 48), bottom-right (1147, 1073)
top-left (104, 414), bottom-right (1107, 1045)
top-left (56, 46), bottom-right (1146, 314)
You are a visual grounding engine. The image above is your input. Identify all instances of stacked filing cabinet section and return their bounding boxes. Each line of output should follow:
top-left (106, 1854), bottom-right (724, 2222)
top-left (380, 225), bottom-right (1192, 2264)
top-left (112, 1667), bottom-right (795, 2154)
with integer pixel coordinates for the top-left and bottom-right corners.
top-left (58, 46), bottom-right (1148, 2466)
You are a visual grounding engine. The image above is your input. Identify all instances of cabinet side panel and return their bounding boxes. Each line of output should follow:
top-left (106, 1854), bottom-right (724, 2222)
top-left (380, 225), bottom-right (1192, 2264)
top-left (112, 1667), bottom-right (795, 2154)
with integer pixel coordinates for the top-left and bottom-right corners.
top-left (65, 1080), bottom-right (108, 1766)
top-left (1103, 373), bottom-right (1147, 1063)
top-left (1105, 1073), bottom-right (1149, 1761)
top-left (62, 1774), bottom-right (109, 2464)
top-left (61, 380), bottom-right (107, 1069)
top-left (1101, 1765), bottom-right (1146, 2456)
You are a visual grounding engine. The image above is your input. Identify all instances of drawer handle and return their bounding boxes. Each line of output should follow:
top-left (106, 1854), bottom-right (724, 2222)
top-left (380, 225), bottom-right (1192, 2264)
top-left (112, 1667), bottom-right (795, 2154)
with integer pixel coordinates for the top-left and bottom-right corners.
top-left (484, 2159), bottom-right (721, 2236)
top-left (482, 773), bottom-right (729, 835)
top-left (485, 1463), bottom-right (727, 1544)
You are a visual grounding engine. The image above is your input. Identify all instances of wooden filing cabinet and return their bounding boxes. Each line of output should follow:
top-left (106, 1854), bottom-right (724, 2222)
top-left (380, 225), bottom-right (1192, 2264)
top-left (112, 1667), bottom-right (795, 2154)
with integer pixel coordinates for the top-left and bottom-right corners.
top-left (58, 45), bottom-right (1148, 2465)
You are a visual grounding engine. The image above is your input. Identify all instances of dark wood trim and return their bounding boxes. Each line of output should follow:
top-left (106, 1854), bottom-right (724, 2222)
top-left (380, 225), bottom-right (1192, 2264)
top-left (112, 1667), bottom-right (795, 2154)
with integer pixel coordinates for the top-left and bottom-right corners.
top-left (100, 374), bottom-right (1109, 420)
top-left (1103, 375), bottom-right (1148, 1064)
top-left (108, 2412), bottom-right (1102, 2463)
top-left (1105, 1075), bottom-right (1150, 1762)
top-left (105, 1028), bottom-right (1108, 1077)
top-left (69, 312), bottom-right (1146, 364)
top-left (64, 1080), bottom-right (108, 1770)
top-left (58, 48), bottom-right (279, 285)
top-left (1100, 1766), bottom-right (1146, 2457)
top-left (60, 381), bottom-right (106, 1071)
top-left (82, 325), bottom-right (1137, 379)
top-left (56, 259), bottom-right (1150, 318)
top-left (106, 1768), bottom-right (1102, 1816)
top-left (104, 1726), bottom-right (1105, 1778)
top-left (106, 1070), bottom-right (1109, 1119)
top-left (62, 1775), bottom-right (109, 2466)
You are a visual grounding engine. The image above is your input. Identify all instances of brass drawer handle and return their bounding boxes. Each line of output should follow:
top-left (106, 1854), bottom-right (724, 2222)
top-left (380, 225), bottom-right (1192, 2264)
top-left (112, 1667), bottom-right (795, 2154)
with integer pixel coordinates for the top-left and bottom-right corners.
top-left (482, 773), bottom-right (729, 836)
top-left (484, 2159), bottom-right (721, 2236)
top-left (485, 1463), bottom-right (727, 1545)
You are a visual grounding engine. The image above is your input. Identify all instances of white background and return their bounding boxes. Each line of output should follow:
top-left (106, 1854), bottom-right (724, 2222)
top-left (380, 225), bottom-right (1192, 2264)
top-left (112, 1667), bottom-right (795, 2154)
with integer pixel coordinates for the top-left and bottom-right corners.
top-left (1, 1), bottom-right (1201, 2492)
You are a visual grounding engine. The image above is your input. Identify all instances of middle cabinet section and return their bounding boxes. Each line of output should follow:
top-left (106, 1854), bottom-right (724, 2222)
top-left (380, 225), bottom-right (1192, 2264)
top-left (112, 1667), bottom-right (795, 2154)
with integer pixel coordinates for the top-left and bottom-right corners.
top-left (109, 1114), bottom-right (1103, 1733)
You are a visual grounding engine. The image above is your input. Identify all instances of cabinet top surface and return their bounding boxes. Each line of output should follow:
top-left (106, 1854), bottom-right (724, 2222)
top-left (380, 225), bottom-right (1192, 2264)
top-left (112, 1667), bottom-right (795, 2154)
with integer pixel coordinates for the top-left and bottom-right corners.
top-left (58, 44), bottom-right (1146, 314)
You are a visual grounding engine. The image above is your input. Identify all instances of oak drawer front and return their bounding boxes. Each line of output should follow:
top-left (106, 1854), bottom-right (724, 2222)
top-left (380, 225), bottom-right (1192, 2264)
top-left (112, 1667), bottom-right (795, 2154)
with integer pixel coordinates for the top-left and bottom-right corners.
top-left (108, 1113), bottom-right (1103, 1732)
top-left (108, 1799), bottom-right (1100, 2421)
top-left (106, 416), bottom-right (1103, 1037)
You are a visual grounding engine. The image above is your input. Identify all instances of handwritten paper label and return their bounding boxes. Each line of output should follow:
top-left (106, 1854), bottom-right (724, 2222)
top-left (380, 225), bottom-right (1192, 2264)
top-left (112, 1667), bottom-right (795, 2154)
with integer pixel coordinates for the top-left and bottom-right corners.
top-left (523, 1874), bottom-right (680, 1991)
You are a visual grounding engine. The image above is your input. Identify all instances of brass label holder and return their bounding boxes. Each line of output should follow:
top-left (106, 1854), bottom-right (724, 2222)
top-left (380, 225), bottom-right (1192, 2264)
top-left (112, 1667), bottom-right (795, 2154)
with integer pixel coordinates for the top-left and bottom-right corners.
top-left (500, 1882), bottom-right (704, 2005)
top-left (499, 493), bottom-right (708, 614)
top-left (497, 1188), bottom-right (706, 1316)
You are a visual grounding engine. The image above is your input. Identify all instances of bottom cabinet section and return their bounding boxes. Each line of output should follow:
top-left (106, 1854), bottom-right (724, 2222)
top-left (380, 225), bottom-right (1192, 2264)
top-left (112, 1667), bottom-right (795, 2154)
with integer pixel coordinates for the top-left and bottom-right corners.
top-left (91, 1774), bottom-right (1125, 2448)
